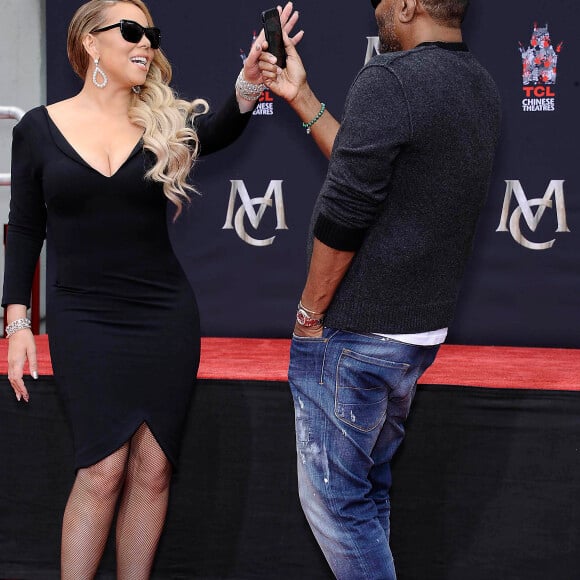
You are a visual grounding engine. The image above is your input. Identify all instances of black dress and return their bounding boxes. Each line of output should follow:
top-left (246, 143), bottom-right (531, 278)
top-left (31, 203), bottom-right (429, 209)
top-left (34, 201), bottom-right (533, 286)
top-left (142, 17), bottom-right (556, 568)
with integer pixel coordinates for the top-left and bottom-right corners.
top-left (2, 94), bottom-right (252, 469)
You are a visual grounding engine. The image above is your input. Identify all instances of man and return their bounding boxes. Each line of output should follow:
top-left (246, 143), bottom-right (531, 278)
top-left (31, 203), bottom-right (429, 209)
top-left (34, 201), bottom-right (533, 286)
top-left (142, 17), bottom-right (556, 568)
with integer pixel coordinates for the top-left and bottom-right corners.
top-left (260, 1), bottom-right (501, 578)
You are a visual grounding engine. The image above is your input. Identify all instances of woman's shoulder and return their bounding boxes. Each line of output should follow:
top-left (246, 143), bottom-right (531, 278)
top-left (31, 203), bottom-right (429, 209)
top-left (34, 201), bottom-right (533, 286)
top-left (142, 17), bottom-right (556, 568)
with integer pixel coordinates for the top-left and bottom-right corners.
top-left (16, 105), bottom-right (49, 133)
top-left (45, 97), bottom-right (77, 116)
top-left (16, 97), bottom-right (78, 141)
top-left (19, 97), bottom-right (76, 129)
top-left (19, 104), bottom-right (46, 120)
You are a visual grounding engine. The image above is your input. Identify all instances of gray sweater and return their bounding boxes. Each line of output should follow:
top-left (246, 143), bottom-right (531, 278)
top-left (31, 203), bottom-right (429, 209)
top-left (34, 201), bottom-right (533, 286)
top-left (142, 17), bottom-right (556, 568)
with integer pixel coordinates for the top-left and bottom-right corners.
top-left (311, 42), bottom-right (501, 334)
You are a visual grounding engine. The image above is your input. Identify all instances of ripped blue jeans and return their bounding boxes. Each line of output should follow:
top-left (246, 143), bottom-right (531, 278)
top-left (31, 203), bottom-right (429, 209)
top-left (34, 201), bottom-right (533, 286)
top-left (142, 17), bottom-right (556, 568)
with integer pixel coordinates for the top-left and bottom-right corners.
top-left (288, 328), bottom-right (439, 580)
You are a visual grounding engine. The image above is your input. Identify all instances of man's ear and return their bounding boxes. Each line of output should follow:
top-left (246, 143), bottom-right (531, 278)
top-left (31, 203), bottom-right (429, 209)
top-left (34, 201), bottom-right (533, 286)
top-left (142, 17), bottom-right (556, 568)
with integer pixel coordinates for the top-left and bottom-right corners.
top-left (399, 0), bottom-right (419, 23)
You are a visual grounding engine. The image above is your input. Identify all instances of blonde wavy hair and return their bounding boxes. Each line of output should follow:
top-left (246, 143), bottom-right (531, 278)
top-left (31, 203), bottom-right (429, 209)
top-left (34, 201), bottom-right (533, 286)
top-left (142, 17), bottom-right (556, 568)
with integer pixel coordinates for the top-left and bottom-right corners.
top-left (67, 0), bottom-right (209, 218)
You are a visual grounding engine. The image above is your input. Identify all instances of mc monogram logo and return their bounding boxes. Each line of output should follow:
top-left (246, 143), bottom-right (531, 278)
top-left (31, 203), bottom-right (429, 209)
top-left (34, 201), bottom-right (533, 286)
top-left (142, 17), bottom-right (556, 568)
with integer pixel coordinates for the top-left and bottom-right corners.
top-left (222, 180), bottom-right (288, 247)
top-left (496, 180), bottom-right (570, 250)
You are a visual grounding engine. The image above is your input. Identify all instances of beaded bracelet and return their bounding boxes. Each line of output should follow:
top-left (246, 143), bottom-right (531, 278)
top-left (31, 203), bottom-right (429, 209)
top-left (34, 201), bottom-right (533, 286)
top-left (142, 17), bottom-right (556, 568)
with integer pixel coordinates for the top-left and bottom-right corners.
top-left (235, 69), bottom-right (266, 101)
top-left (5, 317), bottom-right (31, 338)
top-left (302, 102), bottom-right (326, 134)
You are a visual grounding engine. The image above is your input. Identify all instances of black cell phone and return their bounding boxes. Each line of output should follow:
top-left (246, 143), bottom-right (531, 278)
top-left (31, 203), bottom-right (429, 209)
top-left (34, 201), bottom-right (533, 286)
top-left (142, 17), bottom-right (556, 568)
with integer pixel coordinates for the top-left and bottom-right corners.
top-left (261, 8), bottom-right (286, 69)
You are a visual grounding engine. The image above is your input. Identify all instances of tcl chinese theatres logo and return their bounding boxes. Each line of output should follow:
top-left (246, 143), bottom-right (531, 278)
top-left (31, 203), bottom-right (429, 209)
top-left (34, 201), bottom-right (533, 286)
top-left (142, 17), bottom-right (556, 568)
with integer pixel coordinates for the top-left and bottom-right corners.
top-left (519, 23), bottom-right (563, 112)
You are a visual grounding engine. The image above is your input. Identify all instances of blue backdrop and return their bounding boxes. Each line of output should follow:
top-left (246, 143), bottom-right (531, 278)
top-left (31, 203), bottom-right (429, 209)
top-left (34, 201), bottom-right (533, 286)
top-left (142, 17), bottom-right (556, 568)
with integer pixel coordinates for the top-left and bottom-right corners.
top-left (46, 0), bottom-right (579, 347)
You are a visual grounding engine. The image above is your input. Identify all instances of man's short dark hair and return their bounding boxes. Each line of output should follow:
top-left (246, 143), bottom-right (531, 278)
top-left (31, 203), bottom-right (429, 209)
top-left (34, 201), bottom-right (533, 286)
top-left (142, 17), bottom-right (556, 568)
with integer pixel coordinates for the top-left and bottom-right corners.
top-left (420, 0), bottom-right (470, 27)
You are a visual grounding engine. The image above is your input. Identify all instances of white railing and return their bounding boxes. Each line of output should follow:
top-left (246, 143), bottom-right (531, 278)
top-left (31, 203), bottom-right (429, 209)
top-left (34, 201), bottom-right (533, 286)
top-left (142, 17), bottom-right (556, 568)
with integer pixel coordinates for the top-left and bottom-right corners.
top-left (0, 106), bottom-right (25, 186)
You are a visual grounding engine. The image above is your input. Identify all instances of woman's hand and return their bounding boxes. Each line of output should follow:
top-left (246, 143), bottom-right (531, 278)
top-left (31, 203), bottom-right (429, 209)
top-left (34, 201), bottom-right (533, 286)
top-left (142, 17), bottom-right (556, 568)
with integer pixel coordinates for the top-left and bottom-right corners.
top-left (7, 329), bottom-right (38, 403)
top-left (242, 2), bottom-right (304, 86)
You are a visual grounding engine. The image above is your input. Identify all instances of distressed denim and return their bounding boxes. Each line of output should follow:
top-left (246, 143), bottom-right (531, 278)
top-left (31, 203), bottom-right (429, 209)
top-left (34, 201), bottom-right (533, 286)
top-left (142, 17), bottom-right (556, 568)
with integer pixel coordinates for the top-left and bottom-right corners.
top-left (288, 328), bottom-right (439, 580)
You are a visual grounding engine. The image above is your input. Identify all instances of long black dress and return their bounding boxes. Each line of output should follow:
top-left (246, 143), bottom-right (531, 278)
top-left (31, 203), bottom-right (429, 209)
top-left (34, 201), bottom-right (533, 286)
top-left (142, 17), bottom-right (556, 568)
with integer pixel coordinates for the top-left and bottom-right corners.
top-left (2, 94), bottom-right (252, 469)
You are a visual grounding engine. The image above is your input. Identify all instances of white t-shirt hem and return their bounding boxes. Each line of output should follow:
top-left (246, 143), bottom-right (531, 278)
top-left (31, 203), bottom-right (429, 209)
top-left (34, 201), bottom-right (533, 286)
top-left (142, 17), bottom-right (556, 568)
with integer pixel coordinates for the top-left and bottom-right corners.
top-left (374, 327), bottom-right (448, 346)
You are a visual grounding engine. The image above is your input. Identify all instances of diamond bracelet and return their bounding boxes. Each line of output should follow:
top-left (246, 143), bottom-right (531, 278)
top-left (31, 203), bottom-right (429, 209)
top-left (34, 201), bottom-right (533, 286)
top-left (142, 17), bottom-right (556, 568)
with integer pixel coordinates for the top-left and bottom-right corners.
top-left (235, 69), bottom-right (266, 101)
top-left (5, 317), bottom-right (31, 338)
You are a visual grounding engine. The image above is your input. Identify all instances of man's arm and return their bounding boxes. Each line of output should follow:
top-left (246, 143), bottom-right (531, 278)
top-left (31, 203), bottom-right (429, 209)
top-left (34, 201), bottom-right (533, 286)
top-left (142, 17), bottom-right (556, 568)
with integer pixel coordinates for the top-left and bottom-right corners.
top-left (258, 29), bottom-right (340, 159)
top-left (287, 86), bottom-right (340, 160)
top-left (294, 238), bottom-right (354, 337)
top-left (291, 63), bottom-right (411, 337)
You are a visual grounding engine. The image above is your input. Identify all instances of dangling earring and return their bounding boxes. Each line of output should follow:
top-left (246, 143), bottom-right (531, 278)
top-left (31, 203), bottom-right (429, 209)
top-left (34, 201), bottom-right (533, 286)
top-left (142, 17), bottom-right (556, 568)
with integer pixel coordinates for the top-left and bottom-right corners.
top-left (132, 85), bottom-right (142, 94)
top-left (92, 57), bottom-right (108, 88)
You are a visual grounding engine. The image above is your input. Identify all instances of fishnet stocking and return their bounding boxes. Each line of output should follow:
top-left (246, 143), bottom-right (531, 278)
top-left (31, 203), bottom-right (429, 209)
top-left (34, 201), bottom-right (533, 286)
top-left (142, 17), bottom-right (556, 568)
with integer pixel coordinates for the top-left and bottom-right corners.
top-left (115, 423), bottom-right (173, 580)
top-left (61, 443), bottom-right (129, 579)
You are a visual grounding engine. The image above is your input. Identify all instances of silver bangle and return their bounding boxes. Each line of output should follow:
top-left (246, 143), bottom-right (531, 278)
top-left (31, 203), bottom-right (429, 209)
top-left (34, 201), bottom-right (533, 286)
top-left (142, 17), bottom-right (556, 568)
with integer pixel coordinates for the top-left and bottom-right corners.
top-left (5, 317), bottom-right (31, 338)
top-left (235, 69), bottom-right (266, 101)
top-left (298, 300), bottom-right (325, 318)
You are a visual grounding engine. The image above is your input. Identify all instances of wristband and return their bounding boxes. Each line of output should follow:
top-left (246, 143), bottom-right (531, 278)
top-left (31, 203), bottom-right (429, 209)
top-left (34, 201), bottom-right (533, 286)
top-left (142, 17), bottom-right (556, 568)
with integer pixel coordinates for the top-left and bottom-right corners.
top-left (296, 305), bottom-right (325, 328)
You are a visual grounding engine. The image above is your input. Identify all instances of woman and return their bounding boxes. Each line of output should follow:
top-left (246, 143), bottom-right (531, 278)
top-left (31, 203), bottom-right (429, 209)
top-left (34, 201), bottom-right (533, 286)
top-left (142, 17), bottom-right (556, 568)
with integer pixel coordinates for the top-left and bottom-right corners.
top-left (2, 1), bottom-right (301, 577)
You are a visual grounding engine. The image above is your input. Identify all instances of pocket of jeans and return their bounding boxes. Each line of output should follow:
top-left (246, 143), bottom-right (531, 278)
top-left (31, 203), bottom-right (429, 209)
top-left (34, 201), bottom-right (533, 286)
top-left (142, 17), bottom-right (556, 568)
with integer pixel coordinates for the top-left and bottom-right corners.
top-left (334, 349), bottom-right (409, 432)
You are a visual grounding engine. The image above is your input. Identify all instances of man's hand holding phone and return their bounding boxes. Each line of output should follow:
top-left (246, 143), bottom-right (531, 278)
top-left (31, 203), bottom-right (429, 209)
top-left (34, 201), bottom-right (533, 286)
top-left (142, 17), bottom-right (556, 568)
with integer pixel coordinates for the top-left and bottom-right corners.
top-left (258, 4), bottom-right (307, 104)
top-left (241, 3), bottom-right (302, 91)
top-left (262, 7), bottom-right (287, 69)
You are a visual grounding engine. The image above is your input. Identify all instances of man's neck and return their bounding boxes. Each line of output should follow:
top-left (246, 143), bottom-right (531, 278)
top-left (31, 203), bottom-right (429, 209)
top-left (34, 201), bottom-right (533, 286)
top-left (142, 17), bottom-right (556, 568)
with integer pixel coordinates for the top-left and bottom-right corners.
top-left (402, 23), bottom-right (463, 51)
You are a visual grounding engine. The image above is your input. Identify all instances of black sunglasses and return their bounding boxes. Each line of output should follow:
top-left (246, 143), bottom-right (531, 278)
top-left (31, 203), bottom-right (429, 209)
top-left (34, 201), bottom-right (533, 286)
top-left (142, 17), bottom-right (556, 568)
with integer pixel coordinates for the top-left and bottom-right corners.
top-left (92, 19), bottom-right (161, 49)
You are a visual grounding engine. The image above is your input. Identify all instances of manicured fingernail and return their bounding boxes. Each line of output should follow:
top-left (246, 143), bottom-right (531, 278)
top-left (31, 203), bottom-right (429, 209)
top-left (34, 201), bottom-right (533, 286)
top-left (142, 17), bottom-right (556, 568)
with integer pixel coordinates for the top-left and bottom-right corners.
top-left (16, 393), bottom-right (21, 401)
top-left (32, 371), bottom-right (38, 380)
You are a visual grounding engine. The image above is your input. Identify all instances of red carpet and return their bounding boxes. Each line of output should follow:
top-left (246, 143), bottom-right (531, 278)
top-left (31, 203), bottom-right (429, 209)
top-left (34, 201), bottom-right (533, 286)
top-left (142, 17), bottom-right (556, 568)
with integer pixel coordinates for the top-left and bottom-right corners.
top-left (2, 336), bottom-right (580, 580)
top-left (1, 334), bottom-right (579, 391)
